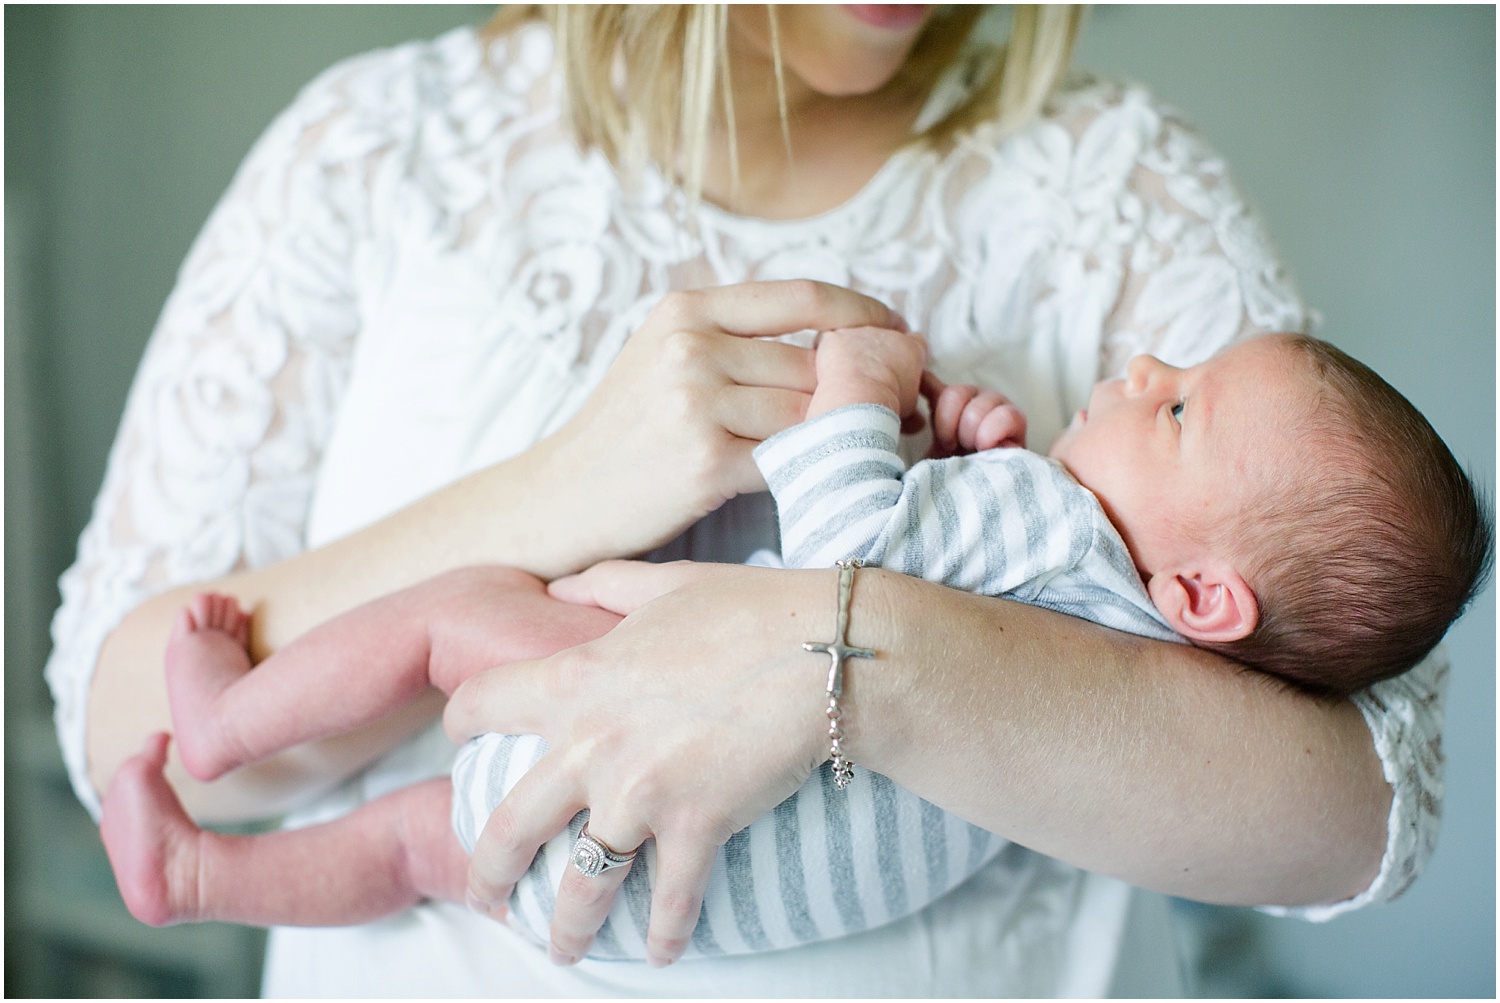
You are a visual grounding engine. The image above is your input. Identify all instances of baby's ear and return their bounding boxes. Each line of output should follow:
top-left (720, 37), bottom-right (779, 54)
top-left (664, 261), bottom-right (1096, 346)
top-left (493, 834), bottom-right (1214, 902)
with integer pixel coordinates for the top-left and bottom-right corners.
top-left (1147, 565), bottom-right (1258, 644)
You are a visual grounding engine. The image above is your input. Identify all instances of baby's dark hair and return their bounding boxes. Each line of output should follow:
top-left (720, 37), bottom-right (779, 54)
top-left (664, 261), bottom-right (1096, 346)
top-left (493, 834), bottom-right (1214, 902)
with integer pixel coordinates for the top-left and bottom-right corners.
top-left (1203, 335), bottom-right (1492, 697)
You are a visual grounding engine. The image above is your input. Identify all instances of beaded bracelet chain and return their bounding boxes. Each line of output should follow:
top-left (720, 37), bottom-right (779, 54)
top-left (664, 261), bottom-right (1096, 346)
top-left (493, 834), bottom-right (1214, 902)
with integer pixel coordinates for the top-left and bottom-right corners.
top-left (801, 559), bottom-right (876, 790)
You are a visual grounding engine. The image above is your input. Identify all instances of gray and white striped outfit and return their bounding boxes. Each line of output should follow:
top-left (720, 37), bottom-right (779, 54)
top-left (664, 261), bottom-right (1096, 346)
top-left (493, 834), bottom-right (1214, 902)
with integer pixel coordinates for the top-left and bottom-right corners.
top-left (451, 403), bottom-right (1182, 960)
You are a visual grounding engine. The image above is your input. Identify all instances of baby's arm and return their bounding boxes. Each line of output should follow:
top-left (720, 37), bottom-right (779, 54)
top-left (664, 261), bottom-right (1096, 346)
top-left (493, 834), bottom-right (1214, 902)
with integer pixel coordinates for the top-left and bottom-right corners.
top-left (807, 326), bottom-right (1026, 455)
top-left (762, 327), bottom-right (1040, 579)
top-left (756, 411), bottom-right (1080, 599)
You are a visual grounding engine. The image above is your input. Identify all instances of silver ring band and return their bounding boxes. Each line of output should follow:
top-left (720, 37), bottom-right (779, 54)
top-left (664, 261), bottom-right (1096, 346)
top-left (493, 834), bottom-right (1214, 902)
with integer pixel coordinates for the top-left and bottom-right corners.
top-left (571, 822), bottom-right (637, 877)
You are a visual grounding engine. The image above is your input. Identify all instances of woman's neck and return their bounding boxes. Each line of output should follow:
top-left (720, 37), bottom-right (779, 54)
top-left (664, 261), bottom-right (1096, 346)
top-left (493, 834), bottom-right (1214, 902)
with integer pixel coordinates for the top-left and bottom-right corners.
top-left (698, 46), bottom-right (927, 220)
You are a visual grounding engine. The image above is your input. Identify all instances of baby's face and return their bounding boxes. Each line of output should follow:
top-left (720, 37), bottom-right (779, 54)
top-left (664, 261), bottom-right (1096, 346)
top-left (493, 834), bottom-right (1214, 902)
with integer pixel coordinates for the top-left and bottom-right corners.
top-left (1049, 335), bottom-right (1312, 578)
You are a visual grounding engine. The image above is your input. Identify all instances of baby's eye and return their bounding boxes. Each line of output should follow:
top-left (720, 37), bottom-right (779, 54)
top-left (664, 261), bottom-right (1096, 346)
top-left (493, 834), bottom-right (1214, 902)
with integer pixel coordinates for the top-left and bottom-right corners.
top-left (1170, 400), bottom-right (1185, 422)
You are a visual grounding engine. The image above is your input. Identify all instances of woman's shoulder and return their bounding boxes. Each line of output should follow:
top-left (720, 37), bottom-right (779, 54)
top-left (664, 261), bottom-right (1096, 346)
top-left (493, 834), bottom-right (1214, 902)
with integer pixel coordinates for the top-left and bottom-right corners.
top-left (950, 72), bottom-right (1224, 183)
top-left (935, 69), bottom-right (1285, 276)
top-left (263, 21), bottom-right (558, 170)
top-left (1043, 73), bottom-right (1173, 133)
top-left (307, 21), bottom-right (554, 108)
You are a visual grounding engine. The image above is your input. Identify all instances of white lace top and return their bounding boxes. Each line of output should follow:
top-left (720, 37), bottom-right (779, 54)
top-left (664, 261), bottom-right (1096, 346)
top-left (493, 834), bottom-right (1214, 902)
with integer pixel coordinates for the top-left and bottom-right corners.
top-left (47, 22), bottom-right (1447, 996)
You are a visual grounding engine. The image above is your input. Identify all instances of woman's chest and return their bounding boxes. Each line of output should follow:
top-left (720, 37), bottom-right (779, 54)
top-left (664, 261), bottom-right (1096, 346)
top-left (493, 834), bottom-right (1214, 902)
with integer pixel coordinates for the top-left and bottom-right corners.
top-left (305, 141), bottom-right (1131, 545)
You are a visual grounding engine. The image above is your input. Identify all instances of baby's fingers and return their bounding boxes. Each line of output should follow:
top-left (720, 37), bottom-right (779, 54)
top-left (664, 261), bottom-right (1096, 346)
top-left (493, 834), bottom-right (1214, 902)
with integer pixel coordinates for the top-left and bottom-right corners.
top-left (929, 384), bottom-right (1027, 454)
top-left (928, 382), bottom-right (979, 456)
top-left (972, 398), bottom-right (1027, 451)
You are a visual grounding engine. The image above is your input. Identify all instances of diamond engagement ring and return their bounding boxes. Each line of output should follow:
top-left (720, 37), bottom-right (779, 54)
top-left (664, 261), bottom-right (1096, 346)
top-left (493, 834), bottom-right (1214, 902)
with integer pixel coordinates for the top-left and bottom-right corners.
top-left (571, 823), bottom-right (637, 877)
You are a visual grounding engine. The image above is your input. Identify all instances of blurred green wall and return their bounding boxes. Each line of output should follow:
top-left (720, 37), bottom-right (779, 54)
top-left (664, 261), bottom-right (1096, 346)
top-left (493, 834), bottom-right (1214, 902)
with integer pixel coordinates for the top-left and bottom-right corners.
top-left (6, 5), bottom-right (1494, 998)
top-left (1075, 9), bottom-right (1494, 997)
top-left (5, 7), bottom-right (497, 996)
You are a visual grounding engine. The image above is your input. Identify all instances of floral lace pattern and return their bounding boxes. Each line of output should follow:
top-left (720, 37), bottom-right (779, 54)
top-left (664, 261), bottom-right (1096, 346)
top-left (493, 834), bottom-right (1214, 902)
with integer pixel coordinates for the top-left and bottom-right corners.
top-left (47, 24), bottom-right (1443, 925)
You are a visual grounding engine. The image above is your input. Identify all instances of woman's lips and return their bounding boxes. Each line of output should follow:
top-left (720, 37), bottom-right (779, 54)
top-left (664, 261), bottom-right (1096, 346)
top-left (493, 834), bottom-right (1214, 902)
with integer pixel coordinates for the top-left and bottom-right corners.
top-left (842, 5), bottom-right (930, 31)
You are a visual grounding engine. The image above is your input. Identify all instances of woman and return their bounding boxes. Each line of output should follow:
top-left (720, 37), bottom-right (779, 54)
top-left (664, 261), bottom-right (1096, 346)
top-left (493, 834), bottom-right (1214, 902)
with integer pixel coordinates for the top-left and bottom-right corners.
top-left (50, 5), bottom-right (1440, 995)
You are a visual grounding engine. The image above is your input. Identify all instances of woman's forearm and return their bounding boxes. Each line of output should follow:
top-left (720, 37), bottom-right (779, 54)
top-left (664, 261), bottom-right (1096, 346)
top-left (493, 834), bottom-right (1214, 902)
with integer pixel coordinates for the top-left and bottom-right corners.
top-left (459, 559), bottom-right (1391, 927)
top-left (844, 569), bottom-right (1390, 907)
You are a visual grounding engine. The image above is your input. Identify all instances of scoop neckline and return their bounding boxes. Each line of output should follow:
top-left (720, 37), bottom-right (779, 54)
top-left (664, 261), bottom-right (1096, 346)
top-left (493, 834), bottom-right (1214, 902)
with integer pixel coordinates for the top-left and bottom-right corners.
top-left (686, 142), bottom-right (926, 232)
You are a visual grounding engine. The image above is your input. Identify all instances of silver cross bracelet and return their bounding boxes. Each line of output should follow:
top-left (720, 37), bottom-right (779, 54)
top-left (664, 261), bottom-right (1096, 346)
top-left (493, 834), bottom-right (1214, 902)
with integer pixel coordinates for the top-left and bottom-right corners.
top-left (802, 558), bottom-right (876, 790)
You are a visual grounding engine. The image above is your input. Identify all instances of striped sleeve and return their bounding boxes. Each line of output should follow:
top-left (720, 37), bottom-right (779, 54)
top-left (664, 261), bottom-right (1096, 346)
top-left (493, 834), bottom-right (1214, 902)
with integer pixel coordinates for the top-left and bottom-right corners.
top-left (755, 404), bottom-right (1099, 599)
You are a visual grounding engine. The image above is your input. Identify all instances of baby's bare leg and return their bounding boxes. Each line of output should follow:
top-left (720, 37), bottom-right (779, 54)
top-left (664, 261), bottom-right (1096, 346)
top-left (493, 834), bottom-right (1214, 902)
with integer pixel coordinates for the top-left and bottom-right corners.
top-left (101, 733), bottom-right (467, 927)
top-left (168, 567), bottom-right (622, 781)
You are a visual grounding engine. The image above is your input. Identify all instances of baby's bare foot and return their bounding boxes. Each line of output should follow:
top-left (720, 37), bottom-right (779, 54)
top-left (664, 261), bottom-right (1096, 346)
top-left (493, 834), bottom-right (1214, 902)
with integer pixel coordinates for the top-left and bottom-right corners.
top-left (165, 592), bottom-right (254, 781)
top-left (99, 733), bottom-right (205, 927)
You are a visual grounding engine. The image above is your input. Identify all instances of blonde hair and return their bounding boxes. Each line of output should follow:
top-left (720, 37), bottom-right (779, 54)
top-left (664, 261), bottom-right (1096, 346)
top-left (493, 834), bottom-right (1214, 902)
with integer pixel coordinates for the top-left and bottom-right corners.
top-left (484, 4), bottom-right (1085, 202)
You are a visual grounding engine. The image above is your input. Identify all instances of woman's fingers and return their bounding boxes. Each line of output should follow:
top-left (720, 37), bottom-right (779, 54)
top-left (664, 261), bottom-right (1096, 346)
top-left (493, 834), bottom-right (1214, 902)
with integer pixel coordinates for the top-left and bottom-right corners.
top-left (545, 816), bottom-right (720, 967)
top-left (457, 563), bottom-right (840, 966)
top-left (642, 832), bottom-right (719, 967)
top-left (547, 559), bottom-right (724, 616)
top-left (443, 659), bottom-right (551, 743)
top-left (546, 816), bottom-right (650, 964)
top-left (717, 385), bottom-right (811, 441)
top-left (528, 282), bottom-right (896, 568)
top-left (467, 761), bottom-right (585, 919)
top-left (525, 281), bottom-right (906, 569)
top-left (714, 334), bottom-right (817, 391)
top-left (657, 280), bottom-right (905, 340)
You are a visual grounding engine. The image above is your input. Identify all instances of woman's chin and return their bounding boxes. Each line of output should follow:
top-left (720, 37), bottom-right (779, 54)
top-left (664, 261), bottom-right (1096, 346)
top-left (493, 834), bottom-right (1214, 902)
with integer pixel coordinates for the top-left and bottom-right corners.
top-left (795, 59), bottom-right (915, 98)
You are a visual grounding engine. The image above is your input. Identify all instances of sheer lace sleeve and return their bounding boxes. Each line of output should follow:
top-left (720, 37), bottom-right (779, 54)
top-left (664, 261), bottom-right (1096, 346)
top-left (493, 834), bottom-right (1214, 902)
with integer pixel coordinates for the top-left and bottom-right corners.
top-left (1259, 654), bottom-right (1449, 920)
top-left (1053, 81), bottom-right (1313, 376)
top-left (42, 44), bottom-right (423, 818)
top-left (1071, 81), bottom-right (1446, 915)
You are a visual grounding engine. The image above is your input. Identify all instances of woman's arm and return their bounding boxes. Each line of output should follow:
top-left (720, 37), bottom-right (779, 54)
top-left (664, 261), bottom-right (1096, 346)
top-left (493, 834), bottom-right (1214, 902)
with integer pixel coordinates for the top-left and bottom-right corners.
top-left (63, 34), bottom-right (898, 825)
top-left (84, 278), bottom-right (917, 822)
top-left (843, 569), bottom-right (1390, 905)
top-left (446, 561), bottom-right (1389, 964)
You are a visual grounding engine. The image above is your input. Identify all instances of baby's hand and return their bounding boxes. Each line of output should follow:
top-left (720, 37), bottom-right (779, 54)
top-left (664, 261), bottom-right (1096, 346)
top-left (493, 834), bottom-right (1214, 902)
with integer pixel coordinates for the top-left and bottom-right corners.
top-left (807, 326), bottom-right (928, 421)
top-left (922, 372), bottom-right (1027, 458)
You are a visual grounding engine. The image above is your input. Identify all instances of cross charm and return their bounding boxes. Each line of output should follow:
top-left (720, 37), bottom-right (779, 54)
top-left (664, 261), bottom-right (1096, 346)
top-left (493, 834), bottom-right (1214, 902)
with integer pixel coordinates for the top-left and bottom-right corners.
top-left (804, 559), bottom-right (876, 789)
top-left (802, 559), bottom-right (876, 699)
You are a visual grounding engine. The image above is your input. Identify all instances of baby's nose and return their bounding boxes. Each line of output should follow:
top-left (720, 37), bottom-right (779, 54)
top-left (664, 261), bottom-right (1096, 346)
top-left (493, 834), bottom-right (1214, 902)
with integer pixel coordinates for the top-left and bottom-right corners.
top-left (1125, 354), bottom-right (1175, 392)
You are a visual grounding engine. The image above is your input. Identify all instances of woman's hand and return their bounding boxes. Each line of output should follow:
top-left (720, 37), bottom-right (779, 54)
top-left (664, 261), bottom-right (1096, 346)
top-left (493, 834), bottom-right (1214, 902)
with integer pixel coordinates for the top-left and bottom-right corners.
top-left (442, 560), bottom-right (846, 967)
top-left (530, 281), bottom-right (906, 570)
